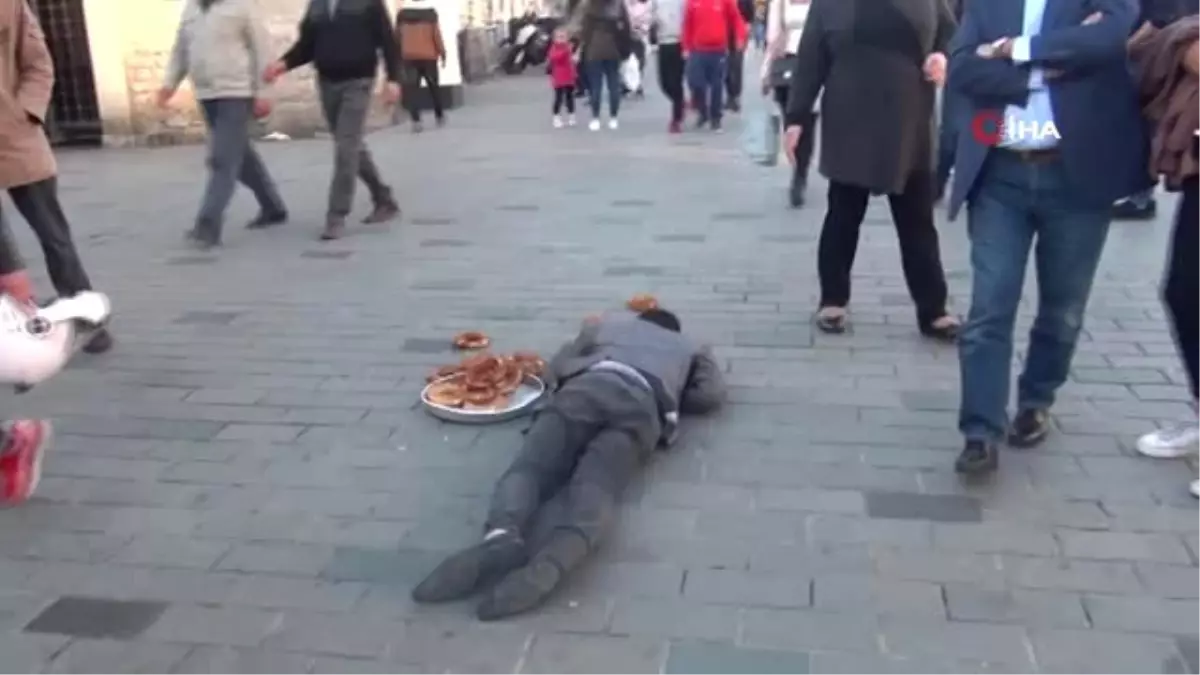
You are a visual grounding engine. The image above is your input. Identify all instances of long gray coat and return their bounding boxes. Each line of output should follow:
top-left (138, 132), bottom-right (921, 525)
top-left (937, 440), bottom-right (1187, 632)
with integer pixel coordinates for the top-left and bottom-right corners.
top-left (785, 0), bottom-right (956, 195)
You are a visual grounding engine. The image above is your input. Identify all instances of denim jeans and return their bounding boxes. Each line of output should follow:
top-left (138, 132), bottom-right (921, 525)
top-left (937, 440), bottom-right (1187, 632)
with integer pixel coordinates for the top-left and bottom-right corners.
top-left (958, 151), bottom-right (1112, 442)
top-left (196, 98), bottom-right (285, 241)
top-left (687, 50), bottom-right (726, 123)
top-left (584, 59), bottom-right (622, 119)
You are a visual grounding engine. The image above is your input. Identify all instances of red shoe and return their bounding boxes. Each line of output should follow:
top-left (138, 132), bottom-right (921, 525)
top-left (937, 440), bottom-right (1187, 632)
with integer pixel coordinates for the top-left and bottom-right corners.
top-left (0, 420), bottom-right (51, 504)
top-left (668, 120), bottom-right (682, 134)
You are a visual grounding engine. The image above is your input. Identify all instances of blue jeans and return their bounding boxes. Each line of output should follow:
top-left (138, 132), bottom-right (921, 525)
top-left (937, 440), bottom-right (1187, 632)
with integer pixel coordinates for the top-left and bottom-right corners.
top-left (584, 59), bottom-right (622, 119)
top-left (958, 151), bottom-right (1112, 442)
top-left (687, 50), bottom-right (726, 124)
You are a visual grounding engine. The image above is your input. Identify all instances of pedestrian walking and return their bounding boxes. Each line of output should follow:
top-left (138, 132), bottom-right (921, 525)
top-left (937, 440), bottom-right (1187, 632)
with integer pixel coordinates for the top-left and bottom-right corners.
top-left (160, 0), bottom-right (289, 251)
top-left (411, 308), bottom-right (724, 621)
top-left (1126, 17), bottom-right (1199, 496)
top-left (783, 0), bottom-right (959, 340)
top-left (724, 0), bottom-right (753, 112)
top-left (760, 0), bottom-right (813, 206)
top-left (395, 0), bottom-right (448, 132)
top-left (579, 0), bottom-right (633, 130)
top-left (652, 0), bottom-right (686, 131)
top-left (946, 0), bottom-right (1151, 475)
top-left (627, 0), bottom-right (652, 96)
top-left (682, 0), bottom-right (745, 130)
top-left (264, 0), bottom-right (402, 241)
top-left (0, 0), bottom-right (112, 354)
top-left (548, 28), bottom-right (579, 127)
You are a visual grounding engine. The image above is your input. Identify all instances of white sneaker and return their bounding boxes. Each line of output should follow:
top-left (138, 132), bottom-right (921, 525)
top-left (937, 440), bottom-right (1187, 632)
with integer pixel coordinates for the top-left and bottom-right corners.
top-left (567, 115), bottom-right (577, 126)
top-left (552, 116), bottom-right (563, 128)
top-left (608, 118), bottom-right (619, 130)
top-left (588, 119), bottom-right (601, 131)
top-left (1135, 423), bottom-right (1200, 458)
top-left (1191, 479), bottom-right (1199, 498)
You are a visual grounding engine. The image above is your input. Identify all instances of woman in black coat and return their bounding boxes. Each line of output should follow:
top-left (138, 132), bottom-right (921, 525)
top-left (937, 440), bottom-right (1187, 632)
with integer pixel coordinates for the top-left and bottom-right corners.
top-left (783, 0), bottom-right (960, 340)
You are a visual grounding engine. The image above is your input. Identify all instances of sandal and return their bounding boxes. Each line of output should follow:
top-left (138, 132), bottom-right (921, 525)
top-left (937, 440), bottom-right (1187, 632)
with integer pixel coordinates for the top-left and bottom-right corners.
top-left (920, 315), bottom-right (961, 342)
top-left (815, 308), bottom-right (848, 334)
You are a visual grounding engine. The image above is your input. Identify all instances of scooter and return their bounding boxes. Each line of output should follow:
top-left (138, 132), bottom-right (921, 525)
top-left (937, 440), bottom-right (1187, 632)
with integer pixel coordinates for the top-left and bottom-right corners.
top-left (501, 15), bottom-right (544, 74)
top-left (0, 291), bottom-right (112, 391)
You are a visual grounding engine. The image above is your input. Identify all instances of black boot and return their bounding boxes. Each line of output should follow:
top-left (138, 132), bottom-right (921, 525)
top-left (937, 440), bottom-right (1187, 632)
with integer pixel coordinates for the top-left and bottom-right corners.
top-left (411, 532), bottom-right (528, 603)
top-left (476, 556), bottom-right (565, 621)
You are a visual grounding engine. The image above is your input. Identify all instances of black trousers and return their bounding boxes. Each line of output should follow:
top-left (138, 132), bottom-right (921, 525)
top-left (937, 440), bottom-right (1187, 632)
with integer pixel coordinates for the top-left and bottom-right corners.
top-left (657, 43), bottom-right (686, 123)
top-left (0, 207), bottom-right (22, 277)
top-left (552, 86), bottom-right (575, 114)
top-left (819, 172), bottom-right (950, 327)
top-left (403, 59), bottom-right (444, 122)
top-left (486, 371), bottom-right (660, 576)
top-left (1165, 176), bottom-right (1198, 400)
top-left (9, 177), bottom-right (92, 296)
top-left (631, 39), bottom-right (647, 89)
top-left (774, 83), bottom-right (816, 188)
top-left (726, 48), bottom-right (744, 101)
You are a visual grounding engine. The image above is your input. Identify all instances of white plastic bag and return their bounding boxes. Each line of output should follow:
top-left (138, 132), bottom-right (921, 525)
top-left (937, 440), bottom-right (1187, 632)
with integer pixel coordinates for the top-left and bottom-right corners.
top-left (741, 99), bottom-right (781, 166)
top-left (621, 55), bottom-right (641, 92)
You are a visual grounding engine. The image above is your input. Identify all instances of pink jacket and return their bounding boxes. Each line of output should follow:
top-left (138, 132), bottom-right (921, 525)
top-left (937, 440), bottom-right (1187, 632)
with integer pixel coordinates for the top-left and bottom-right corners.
top-left (547, 42), bottom-right (577, 88)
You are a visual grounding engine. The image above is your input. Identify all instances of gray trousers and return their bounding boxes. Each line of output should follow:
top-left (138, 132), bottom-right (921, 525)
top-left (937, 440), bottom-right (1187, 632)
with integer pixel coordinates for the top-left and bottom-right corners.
top-left (318, 78), bottom-right (394, 219)
top-left (196, 98), bottom-right (285, 240)
top-left (487, 371), bottom-right (661, 577)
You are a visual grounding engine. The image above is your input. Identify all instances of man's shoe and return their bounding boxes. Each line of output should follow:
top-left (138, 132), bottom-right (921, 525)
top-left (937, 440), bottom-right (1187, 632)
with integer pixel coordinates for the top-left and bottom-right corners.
top-left (412, 120), bottom-right (424, 133)
top-left (788, 180), bottom-right (806, 208)
top-left (1008, 408), bottom-right (1052, 448)
top-left (476, 556), bottom-right (564, 621)
top-left (954, 439), bottom-right (998, 475)
top-left (320, 218), bottom-right (346, 241)
top-left (436, 116), bottom-right (446, 128)
top-left (726, 98), bottom-right (740, 113)
top-left (81, 328), bottom-right (114, 354)
top-left (0, 420), bottom-right (51, 504)
top-left (183, 228), bottom-right (219, 251)
top-left (694, 116), bottom-right (709, 130)
top-left (668, 120), bottom-right (682, 134)
top-left (362, 202), bottom-right (400, 224)
top-left (246, 210), bottom-right (288, 229)
top-left (412, 532), bottom-right (528, 604)
top-left (1112, 198), bottom-right (1156, 220)
top-left (1135, 423), bottom-right (1200, 459)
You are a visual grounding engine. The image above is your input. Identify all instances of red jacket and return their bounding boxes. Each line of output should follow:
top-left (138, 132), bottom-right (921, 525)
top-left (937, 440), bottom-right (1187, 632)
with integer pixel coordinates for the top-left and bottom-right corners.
top-left (547, 42), bottom-right (577, 89)
top-left (681, 0), bottom-right (746, 53)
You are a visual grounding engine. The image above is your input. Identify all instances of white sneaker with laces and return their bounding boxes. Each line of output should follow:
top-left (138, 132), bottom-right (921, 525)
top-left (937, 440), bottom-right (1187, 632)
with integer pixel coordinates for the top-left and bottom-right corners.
top-left (608, 118), bottom-right (619, 130)
top-left (552, 116), bottom-right (563, 128)
top-left (588, 119), bottom-right (601, 131)
top-left (1135, 423), bottom-right (1200, 459)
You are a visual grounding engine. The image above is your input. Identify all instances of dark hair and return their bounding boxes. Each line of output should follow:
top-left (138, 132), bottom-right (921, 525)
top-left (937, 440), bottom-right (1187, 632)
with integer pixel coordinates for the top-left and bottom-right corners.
top-left (638, 308), bottom-right (681, 332)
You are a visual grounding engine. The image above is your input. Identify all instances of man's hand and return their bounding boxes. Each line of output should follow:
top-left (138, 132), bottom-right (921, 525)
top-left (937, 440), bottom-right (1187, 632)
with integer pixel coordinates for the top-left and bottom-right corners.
top-left (252, 98), bottom-right (273, 119)
top-left (155, 86), bottom-right (175, 109)
top-left (976, 37), bottom-right (1012, 59)
top-left (923, 52), bottom-right (947, 85)
top-left (383, 81), bottom-right (402, 105)
top-left (263, 60), bottom-right (287, 84)
top-left (783, 125), bottom-right (802, 165)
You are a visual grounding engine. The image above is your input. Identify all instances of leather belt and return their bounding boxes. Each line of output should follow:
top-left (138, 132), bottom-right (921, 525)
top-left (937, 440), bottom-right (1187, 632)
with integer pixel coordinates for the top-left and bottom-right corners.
top-left (998, 147), bottom-right (1061, 163)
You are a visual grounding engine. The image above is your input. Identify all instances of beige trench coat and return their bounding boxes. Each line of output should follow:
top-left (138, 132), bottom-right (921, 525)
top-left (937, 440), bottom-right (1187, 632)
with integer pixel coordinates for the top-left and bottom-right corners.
top-left (0, 0), bottom-right (55, 189)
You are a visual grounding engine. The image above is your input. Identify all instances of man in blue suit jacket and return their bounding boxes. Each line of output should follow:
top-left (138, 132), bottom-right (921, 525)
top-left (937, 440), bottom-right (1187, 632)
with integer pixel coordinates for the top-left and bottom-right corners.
top-left (945, 0), bottom-right (1151, 475)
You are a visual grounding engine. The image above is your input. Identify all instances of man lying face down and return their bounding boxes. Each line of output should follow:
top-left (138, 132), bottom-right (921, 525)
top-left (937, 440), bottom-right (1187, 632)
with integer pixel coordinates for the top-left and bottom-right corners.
top-left (413, 307), bottom-right (725, 620)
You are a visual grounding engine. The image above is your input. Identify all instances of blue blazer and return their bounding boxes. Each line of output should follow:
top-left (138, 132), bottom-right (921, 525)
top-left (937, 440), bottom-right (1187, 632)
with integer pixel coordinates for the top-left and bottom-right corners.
top-left (945, 0), bottom-right (1152, 219)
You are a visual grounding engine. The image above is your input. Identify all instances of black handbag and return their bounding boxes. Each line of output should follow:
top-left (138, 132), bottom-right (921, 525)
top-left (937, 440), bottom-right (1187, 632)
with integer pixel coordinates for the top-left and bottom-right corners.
top-left (767, 53), bottom-right (796, 88)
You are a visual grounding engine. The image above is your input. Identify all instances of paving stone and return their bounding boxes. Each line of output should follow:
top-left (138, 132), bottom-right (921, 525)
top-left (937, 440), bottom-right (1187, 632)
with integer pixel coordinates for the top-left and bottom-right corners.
top-left (0, 634), bottom-right (70, 674)
top-left (1177, 636), bottom-right (1199, 675)
top-left (322, 547), bottom-right (448, 586)
top-left (401, 338), bottom-right (453, 353)
top-left (521, 633), bottom-right (663, 674)
top-left (943, 585), bottom-right (1089, 629)
top-left (812, 574), bottom-right (944, 617)
top-left (144, 605), bottom-right (283, 647)
top-left (109, 536), bottom-right (231, 570)
top-left (1029, 628), bottom-right (1191, 673)
top-left (300, 250), bottom-right (352, 259)
top-left (390, 621), bottom-right (531, 672)
top-left (214, 542), bottom-right (335, 577)
top-left (171, 646), bottom-right (316, 674)
top-left (683, 568), bottom-right (810, 608)
top-left (1083, 595), bottom-right (1200, 635)
top-left (1134, 563), bottom-right (1200, 599)
top-left (1059, 530), bottom-right (1193, 564)
top-left (173, 311), bottom-right (240, 326)
top-left (864, 491), bottom-right (982, 523)
top-left (664, 640), bottom-right (810, 674)
top-left (24, 596), bottom-right (168, 640)
top-left (45, 640), bottom-right (191, 674)
top-left (608, 599), bottom-right (738, 641)
top-left (741, 608), bottom-right (881, 654)
top-left (265, 612), bottom-right (403, 658)
top-left (879, 618), bottom-right (1032, 666)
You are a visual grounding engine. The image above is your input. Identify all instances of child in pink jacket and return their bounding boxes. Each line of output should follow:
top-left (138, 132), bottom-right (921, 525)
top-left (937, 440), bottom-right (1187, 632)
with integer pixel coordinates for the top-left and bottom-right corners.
top-left (547, 28), bottom-right (578, 128)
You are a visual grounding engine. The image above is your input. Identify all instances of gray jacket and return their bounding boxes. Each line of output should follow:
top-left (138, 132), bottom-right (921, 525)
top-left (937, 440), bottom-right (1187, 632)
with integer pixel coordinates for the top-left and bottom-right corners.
top-left (545, 315), bottom-right (725, 441)
top-left (651, 0), bottom-right (685, 44)
top-left (164, 0), bottom-right (273, 100)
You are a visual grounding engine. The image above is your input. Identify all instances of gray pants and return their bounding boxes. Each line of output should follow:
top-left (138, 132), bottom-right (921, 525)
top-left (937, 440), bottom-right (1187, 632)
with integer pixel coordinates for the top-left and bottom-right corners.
top-left (487, 371), bottom-right (661, 577)
top-left (318, 78), bottom-right (394, 219)
top-left (196, 98), bottom-right (285, 240)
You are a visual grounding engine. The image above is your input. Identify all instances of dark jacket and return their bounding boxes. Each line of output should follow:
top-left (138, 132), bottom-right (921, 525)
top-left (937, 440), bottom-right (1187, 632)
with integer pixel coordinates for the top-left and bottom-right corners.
top-left (945, 0), bottom-right (1152, 217)
top-left (395, 7), bottom-right (446, 62)
top-left (545, 315), bottom-right (725, 443)
top-left (282, 0), bottom-right (400, 82)
top-left (580, 0), bottom-right (632, 61)
top-left (786, 0), bottom-right (956, 195)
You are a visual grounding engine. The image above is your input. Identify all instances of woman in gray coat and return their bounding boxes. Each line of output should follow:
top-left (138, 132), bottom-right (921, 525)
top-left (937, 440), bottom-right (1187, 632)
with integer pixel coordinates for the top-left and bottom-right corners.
top-left (783, 0), bottom-right (960, 340)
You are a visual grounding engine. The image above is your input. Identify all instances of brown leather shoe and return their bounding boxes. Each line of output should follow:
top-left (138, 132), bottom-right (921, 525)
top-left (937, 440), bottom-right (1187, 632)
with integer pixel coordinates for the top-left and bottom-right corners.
top-left (320, 218), bottom-right (346, 240)
top-left (362, 202), bottom-right (400, 224)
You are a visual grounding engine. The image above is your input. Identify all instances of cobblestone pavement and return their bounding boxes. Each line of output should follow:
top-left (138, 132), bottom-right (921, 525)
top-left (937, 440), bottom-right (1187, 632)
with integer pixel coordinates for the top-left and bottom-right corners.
top-left (0, 64), bottom-right (1196, 674)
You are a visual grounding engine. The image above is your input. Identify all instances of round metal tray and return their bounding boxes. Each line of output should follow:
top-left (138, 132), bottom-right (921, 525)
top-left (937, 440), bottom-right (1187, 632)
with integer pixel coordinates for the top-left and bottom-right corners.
top-left (420, 375), bottom-right (546, 424)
